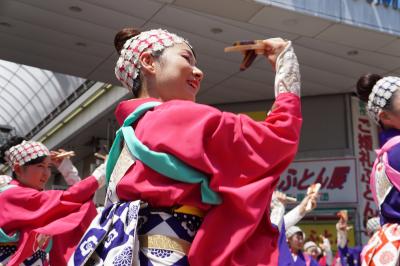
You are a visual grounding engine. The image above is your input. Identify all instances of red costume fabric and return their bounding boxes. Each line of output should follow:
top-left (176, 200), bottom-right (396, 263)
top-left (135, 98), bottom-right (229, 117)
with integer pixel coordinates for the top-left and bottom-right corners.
top-left (114, 92), bottom-right (302, 266)
top-left (0, 176), bottom-right (98, 265)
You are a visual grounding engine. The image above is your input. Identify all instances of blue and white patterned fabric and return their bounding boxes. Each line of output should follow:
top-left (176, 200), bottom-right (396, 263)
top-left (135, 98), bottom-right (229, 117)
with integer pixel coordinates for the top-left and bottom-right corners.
top-left (69, 200), bottom-right (202, 266)
top-left (0, 244), bottom-right (47, 266)
top-left (69, 200), bottom-right (141, 265)
top-left (137, 208), bottom-right (201, 266)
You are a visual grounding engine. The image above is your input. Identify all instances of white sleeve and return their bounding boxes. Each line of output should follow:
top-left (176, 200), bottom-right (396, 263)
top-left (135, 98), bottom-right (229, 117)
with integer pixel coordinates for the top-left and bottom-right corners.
top-left (323, 237), bottom-right (333, 266)
top-left (57, 158), bottom-right (81, 185)
top-left (336, 224), bottom-right (347, 249)
top-left (270, 198), bottom-right (285, 231)
top-left (274, 41), bottom-right (301, 97)
top-left (0, 175), bottom-right (12, 188)
top-left (284, 205), bottom-right (304, 229)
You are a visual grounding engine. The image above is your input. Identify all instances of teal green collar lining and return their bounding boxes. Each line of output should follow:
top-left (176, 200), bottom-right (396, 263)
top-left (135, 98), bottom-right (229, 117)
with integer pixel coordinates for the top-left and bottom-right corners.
top-left (106, 101), bottom-right (221, 205)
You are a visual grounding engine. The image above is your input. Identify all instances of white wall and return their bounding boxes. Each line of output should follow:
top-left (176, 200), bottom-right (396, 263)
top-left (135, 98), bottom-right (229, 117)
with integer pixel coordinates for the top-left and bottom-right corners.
top-left (215, 93), bottom-right (353, 159)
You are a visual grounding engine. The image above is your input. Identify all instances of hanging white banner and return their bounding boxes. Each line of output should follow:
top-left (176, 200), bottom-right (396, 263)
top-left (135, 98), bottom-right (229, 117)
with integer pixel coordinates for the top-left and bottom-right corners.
top-left (351, 96), bottom-right (380, 244)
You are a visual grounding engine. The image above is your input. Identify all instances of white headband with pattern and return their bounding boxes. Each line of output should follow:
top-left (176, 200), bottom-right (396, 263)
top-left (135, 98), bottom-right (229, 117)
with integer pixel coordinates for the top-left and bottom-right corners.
top-left (5, 140), bottom-right (50, 168)
top-left (367, 76), bottom-right (400, 124)
top-left (115, 29), bottom-right (190, 92)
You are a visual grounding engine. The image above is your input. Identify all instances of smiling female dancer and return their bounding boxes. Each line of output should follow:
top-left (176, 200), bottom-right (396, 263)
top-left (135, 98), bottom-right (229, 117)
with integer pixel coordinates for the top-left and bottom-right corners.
top-left (71, 28), bottom-right (302, 266)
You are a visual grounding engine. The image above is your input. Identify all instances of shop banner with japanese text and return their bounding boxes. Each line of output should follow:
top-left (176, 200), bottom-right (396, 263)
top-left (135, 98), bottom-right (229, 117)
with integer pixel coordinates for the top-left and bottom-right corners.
top-left (351, 96), bottom-right (379, 244)
top-left (277, 158), bottom-right (357, 203)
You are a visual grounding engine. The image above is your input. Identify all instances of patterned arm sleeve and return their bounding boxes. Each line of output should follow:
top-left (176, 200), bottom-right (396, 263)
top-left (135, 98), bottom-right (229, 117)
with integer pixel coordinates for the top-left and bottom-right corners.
top-left (274, 41), bottom-right (301, 97)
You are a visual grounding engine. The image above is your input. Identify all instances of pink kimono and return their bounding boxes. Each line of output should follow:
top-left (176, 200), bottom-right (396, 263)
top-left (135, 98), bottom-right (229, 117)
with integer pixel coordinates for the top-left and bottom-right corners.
top-left (114, 92), bottom-right (302, 265)
top-left (0, 176), bottom-right (99, 265)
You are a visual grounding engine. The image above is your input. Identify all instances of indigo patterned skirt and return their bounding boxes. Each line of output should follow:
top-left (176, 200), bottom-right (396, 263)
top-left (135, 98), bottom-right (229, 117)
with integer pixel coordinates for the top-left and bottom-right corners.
top-left (0, 244), bottom-right (47, 265)
top-left (69, 201), bottom-right (202, 266)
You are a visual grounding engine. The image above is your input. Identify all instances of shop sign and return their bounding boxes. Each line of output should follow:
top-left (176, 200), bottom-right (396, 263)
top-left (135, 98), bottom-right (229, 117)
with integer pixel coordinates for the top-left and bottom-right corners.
top-left (351, 96), bottom-right (380, 244)
top-left (277, 158), bottom-right (357, 203)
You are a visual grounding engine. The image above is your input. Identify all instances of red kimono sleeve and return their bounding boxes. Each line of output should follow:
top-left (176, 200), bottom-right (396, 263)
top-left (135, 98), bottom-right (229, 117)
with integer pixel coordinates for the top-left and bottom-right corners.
top-left (190, 93), bottom-right (302, 266)
top-left (0, 176), bottom-right (99, 266)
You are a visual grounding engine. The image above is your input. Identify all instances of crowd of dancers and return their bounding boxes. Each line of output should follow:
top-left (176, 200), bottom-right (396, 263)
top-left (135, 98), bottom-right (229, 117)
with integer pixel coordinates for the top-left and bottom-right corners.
top-left (0, 26), bottom-right (399, 266)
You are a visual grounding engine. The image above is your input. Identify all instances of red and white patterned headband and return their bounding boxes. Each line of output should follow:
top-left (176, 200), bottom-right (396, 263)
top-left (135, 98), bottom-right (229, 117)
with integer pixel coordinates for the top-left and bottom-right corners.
top-left (5, 140), bottom-right (50, 167)
top-left (115, 28), bottom-right (191, 91)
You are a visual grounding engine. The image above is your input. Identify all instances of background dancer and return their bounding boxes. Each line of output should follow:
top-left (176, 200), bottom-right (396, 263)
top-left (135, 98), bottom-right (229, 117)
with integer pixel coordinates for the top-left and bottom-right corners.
top-left (0, 139), bottom-right (106, 265)
top-left (286, 226), bottom-right (320, 266)
top-left (270, 189), bottom-right (320, 266)
top-left (356, 74), bottom-right (400, 266)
